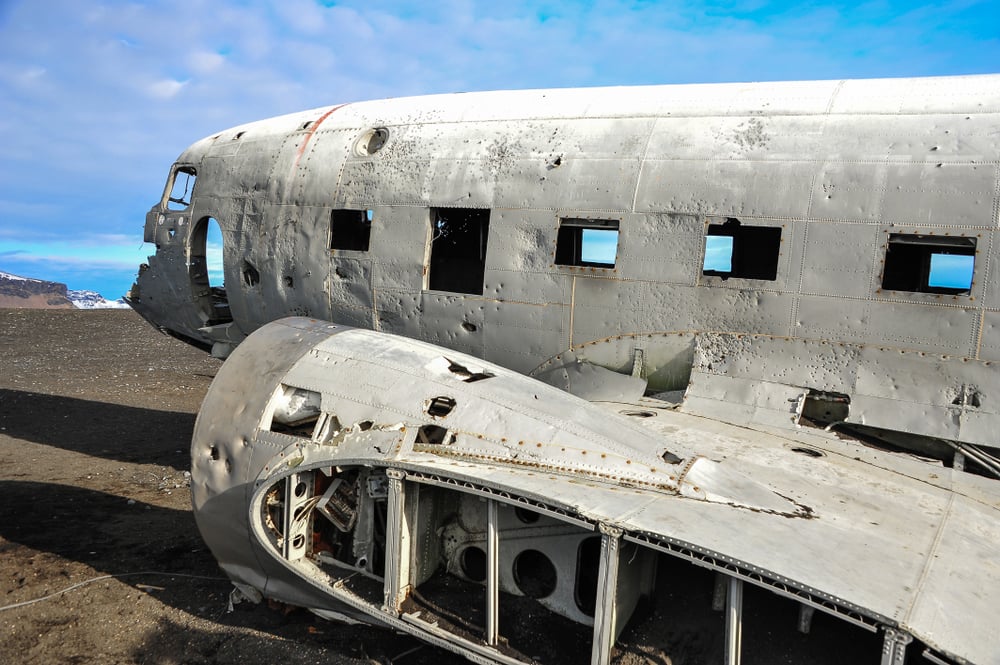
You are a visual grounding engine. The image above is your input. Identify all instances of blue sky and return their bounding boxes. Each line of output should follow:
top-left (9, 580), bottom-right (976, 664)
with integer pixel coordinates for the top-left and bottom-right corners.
top-left (1, 1), bottom-right (998, 298)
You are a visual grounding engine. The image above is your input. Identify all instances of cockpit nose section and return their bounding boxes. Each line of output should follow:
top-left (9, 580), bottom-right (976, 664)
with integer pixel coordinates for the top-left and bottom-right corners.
top-left (127, 164), bottom-right (242, 357)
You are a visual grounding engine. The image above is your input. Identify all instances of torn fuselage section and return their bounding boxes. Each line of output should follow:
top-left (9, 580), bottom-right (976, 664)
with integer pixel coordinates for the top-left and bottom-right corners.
top-left (188, 317), bottom-right (959, 665)
top-left (128, 159), bottom-right (244, 357)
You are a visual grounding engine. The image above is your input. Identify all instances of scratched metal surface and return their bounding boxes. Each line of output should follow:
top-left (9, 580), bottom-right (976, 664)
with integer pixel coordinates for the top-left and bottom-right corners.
top-left (192, 318), bottom-right (1000, 664)
top-left (131, 75), bottom-right (1000, 452)
top-left (134, 76), bottom-right (1000, 662)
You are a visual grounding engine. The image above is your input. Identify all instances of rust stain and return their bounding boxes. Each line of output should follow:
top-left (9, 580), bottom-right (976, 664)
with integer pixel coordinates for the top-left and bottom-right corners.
top-left (291, 104), bottom-right (347, 174)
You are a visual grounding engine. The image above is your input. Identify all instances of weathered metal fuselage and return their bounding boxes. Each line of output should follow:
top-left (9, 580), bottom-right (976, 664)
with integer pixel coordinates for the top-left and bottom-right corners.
top-left (132, 76), bottom-right (1000, 665)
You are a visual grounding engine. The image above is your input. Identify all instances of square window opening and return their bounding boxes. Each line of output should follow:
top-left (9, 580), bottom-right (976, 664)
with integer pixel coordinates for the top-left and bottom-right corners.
top-left (166, 166), bottom-right (197, 211)
top-left (882, 234), bottom-right (976, 295)
top-left (330, 209), bottom-right (372, 252)
top-left (555, 218), bottom-right (619, 268)
top-left (428, 208), bottom-right (490, 295)
top-left (702, 218), bottom-right (780, 281)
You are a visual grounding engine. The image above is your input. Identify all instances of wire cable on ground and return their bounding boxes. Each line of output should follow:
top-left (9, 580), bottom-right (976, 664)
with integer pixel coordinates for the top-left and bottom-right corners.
top-left (0, 571), bottom-right (229, 612)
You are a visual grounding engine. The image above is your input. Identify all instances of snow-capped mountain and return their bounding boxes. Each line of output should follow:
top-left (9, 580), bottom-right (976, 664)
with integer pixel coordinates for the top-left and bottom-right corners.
top-left (67, 290), bottom-right (131, 309)
top-left (0, 270), bottom-right (74, 308)
top-left (0, 271), bottom-right (130, 309)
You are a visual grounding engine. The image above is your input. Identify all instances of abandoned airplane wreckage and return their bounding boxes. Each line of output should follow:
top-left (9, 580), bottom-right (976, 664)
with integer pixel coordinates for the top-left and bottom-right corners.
top-left (127, 75), bottom-right (1000, 665)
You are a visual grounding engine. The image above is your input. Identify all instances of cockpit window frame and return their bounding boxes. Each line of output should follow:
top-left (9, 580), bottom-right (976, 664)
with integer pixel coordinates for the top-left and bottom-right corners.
top-left (164, 164), bottom-right (198, 212)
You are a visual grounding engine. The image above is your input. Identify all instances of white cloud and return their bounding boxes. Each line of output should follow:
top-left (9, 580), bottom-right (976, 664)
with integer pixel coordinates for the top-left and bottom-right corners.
top-left (188, 50), bottom-right (226, 74)
top-left (0, 0), bottom-right (998, 297)
top-left (147, 78), bottom-right (189, 99)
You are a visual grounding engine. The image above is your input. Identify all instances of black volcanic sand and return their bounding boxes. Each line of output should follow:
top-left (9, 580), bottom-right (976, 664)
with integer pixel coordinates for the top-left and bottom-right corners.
top-left (0, 309), bottom-right (467, 665)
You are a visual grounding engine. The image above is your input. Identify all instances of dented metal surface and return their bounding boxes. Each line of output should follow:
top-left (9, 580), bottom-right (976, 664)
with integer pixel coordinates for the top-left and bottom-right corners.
top-left (133, 75), bottom-right (1000, 664)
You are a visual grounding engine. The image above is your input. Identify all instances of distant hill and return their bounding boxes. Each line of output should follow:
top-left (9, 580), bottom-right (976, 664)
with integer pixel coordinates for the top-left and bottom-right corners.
top-left (0, 271), bottom-right (129, 309)
top-left (0, 271), bottom-right (74, 308)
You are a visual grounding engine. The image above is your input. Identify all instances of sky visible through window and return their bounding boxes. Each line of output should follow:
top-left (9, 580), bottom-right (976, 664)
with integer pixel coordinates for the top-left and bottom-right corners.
top-left (581, 229), bottom-right (618, 266)
top-left (703, 235), bottom-right (733, 273)
top-left (929, 253), bottom-right (974, 290)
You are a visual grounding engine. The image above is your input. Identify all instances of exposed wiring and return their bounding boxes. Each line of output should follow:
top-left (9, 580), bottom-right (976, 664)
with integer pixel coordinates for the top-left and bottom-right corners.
top-left (0, 571), bottom-right (228, 612)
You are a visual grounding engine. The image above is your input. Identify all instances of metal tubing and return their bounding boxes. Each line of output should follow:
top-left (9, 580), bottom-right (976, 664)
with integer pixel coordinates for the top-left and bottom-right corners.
top-left (725, 576), bottom-right (743, 665)
top-left (486, 499), bottom-right (500, 646)
top-left (591, 525), bottom-right (623, 665)
top-left (383, 469), bottom-right (407, 614)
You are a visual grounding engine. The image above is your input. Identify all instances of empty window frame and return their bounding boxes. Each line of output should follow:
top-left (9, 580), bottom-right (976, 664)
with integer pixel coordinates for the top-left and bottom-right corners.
top-left (555, 218), bottom-right (619, 268)
top-left (702, 218), bottom-right (781, 281)
top-left (330, 209), bottom-right (372, 251)
top-left (166, 166), bottom-right (197, 211)
top-left (882, 234), bottom-right (976, 295)
top-left (428, 208), bottom-right (490, 295)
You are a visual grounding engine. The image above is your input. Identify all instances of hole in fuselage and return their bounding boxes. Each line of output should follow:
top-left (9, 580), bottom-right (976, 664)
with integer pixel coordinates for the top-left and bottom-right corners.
top-left (513, 549), bottom-right (557, 599)
top-left (460, 546), bottom-right (487, 583)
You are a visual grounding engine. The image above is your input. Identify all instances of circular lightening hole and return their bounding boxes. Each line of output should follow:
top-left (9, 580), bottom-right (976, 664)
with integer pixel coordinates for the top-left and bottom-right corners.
top-left (292, 534), bottom-right (305, 549)
top-left (514, 508), bottom-right (540, 524)
top-left (621, 410), bottom-right (656, 418)
top-left (294, 481), bottom-right (308, 498)
top-left (513, 550), bottom-right (557, 599)
top-left (460, 546), bottom-right (487, 583)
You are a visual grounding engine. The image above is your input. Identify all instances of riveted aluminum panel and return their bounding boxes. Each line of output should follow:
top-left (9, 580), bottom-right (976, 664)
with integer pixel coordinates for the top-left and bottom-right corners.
top-left (867, 301), bottom-right (978, 355)
top-left (808, 162), bottom-right (888, 222)
top-left (644, 115), bottom-right (827, 163)
top-left (419, 293), bottom-right (487, 358)
top-left (618, 213), bottom-right (703, 284)
top-left (800, 223), bottom-right (879, 297)
top-left (978, 231), bottom-right (1000, 309)
top-left (375, 291), bottom-right (485, 359)
top-left (854, 345), bottom-right (997, 421)
top-left (375, 291), bottom-right (487, 358)
top-left (829, 75), bottom-right (1000, 114)
top-left (495, 156), bottom-right (642, 211)
top-left (571, 277), bottom-right (644, 344)
top-left (979, 310), bottom-right (1000, 360)
top-left (328, 256), bottom-right (374, 327)
top-left (482, 209), bottom-right (562, 276)
top-left (882, 163), bottom-right (996, 227)
top-left (332, 80), bottom-right (843, 125)
top-left (904, 494), bottom-right (1000, 663)
top-left (373, 289), bottom-right (421, 338)
top-left (635, 159), bottom-right (815, 220)
top-left (483, 300), bottom-right (569, 373)
top-left (693, 288), bottom-right (794, 337)
top-left (369, 207), bottom-right (428, 293)
top-left (483, 269), bottom-right (570, 307)
top-left (338, 124), bottom-right (432, 207)
top-left (692, 334), bottom-right (862, 394)
top-left (639, 283), bottom-right (698, 332)
top-left (795, 295), bottom-right (872, 343)
top-left (639, 285), bottom-right (793, 336)
top-left (286, 127), bottom-right (357, 207)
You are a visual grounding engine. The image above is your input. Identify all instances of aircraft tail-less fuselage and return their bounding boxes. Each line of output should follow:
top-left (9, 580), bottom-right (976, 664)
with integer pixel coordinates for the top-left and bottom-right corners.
top-left (129, 75), bottom-right (1000, 665)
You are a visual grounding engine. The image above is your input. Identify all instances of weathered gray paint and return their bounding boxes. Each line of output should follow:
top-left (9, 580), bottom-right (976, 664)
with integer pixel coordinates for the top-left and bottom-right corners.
top-left (132, 74), bottom-right (1000, 664)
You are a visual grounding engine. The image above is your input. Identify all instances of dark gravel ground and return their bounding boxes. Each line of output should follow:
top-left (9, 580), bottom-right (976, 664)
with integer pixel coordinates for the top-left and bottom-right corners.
top-left (0, 308), bottom-right (466, 665)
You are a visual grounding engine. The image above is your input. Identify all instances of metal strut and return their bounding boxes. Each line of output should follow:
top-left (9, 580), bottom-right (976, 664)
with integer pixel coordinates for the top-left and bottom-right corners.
top-left (591, 525), bottom-right (623, 665)
top-left (880, 627), bottom-right (913, 665)
top-left (725, 577), bottom-right (744, 665)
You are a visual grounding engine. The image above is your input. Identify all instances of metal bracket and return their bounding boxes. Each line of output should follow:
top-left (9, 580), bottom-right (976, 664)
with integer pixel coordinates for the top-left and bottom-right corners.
top-left (880, 627), bottom-right (913, 665)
